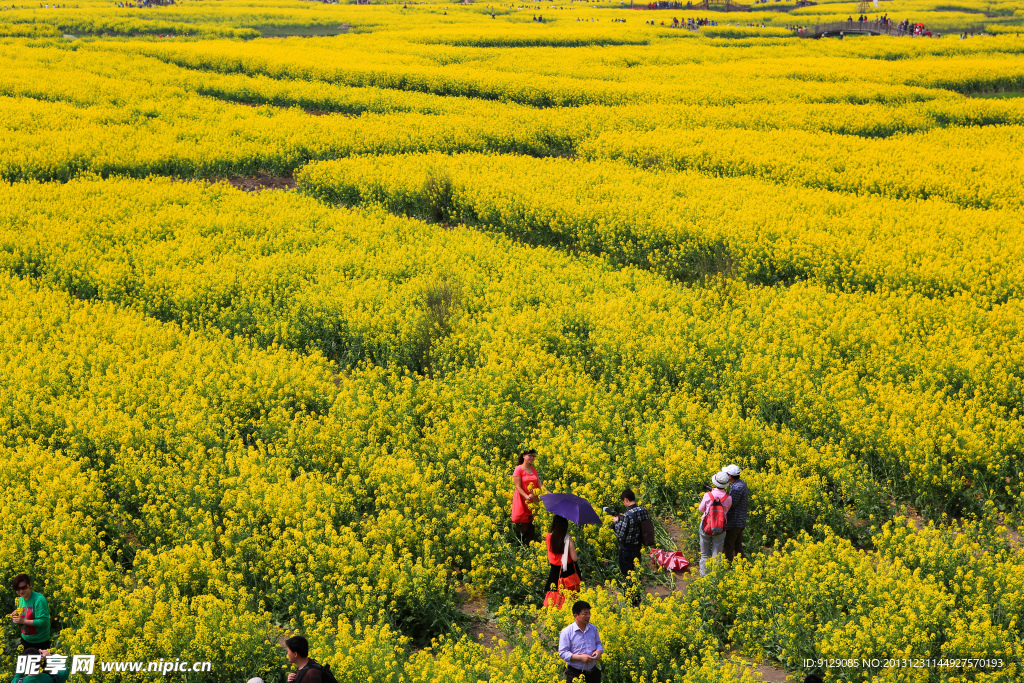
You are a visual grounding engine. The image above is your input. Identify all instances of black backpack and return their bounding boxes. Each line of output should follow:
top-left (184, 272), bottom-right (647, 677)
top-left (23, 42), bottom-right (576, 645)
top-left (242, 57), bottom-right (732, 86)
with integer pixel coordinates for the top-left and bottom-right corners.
top-left (295, 660), bottom-right (338, 683)
top-left (640, 516), bottom-right (656, 546)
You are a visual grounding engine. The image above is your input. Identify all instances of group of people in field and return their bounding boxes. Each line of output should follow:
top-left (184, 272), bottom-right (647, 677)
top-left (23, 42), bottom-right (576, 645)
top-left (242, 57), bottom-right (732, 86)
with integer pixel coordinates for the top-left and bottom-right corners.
top-left (511, 449), bottom-right (750, 592)
top-left (661, 16), bottom-right (714, 28)
top-left (115, 0), bottom-right (175, 7)
top-left (648, 16), bottom-right (717, 28)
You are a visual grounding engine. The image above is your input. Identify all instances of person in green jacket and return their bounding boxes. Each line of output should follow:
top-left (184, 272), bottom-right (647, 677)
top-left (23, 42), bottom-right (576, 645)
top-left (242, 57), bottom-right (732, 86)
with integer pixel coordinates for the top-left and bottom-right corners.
top-left (10, 649), bottom-right (70, 683)
top-left (10, 575), bottom-right (50, 649)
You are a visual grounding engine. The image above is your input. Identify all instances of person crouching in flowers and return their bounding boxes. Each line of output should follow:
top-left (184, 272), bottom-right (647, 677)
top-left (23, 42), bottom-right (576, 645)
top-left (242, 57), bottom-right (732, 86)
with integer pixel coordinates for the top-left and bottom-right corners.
top-left (511, 449), bottom-right (542, 546)
top-left (558, 601), bottom-right (603, 683)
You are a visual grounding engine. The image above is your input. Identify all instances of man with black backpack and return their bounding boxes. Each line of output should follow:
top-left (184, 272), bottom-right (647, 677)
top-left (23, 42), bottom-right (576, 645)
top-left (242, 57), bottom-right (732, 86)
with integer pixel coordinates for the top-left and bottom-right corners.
top-left (285, 636), bottom-right (338, 683)
top-left (698, 472), bottom-right (733, 577)
top-left (611, 488), bottom-right (653, 603)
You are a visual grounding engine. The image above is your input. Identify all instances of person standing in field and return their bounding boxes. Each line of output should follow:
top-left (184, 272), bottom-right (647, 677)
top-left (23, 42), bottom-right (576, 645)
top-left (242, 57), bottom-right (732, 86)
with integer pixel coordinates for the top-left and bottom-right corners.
top-left (558, 601), bottom-right (603, 683)
top-left (511, 449), bottom-right (542, 546)
top-left (721, 464), bottom-right (748, 561)
top-left (611, 488), bottom-right (650, 579)
top-left (611, 488), bottom-right (652, 604)
top-left (698, 472), bottom-right (732, 576)
top-left (544, 514), bottom-right (581, 594)
top-left (10, 574), bottom-right (50, 650)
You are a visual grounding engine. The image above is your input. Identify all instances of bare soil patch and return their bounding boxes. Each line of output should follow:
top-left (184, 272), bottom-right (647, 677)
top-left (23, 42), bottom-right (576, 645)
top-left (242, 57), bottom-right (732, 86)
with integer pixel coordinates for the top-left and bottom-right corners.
top-left (223, 174), bottom-right (297, 192)
top-left (725, 652), bottom-right (793, 682)
top-left (751, 662), bottom-right (792, 682)
top-left (456, 589), bottom-right (511, 652)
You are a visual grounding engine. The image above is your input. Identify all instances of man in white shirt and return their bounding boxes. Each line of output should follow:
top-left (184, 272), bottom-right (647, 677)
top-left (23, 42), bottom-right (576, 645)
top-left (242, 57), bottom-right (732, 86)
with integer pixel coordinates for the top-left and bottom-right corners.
top-left (557, 601), bottom-right (604, 682)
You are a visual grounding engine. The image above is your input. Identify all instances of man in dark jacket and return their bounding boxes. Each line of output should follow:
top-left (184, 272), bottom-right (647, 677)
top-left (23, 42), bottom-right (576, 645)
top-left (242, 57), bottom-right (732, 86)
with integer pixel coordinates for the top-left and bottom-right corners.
top-left (285, 636), bottom-right (334, 683)
top-left (612, 488), bottom-right (650, 605)
top-left (722, 465), bottom-right (748, 561)
top-left (612, 488), bottom-right (650, 578)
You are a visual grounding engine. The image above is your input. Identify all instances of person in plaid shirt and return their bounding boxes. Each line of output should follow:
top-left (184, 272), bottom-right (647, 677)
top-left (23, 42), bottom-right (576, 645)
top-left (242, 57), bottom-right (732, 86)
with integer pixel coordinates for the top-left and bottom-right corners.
top-left (611, 489), bottom-right (650, 588)
top-left (722, 464), bottom-right (748, 561)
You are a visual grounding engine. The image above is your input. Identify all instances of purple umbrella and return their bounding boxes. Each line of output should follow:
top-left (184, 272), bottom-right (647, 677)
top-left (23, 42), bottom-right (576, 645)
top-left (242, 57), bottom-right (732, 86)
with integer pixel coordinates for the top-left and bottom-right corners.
top-left (541, 493), bottom-right (602, 525)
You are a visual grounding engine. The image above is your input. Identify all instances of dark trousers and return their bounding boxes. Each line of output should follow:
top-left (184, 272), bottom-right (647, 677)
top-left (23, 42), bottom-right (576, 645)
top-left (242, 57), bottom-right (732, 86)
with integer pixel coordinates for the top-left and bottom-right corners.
top-left (566, 665), bottom-right (602, 683)
top-left (618, 543), bottom-right (642, 576)
top-left (514, 521), bottom-right (536, 546)
top-left (618, 544), bottom-right (643, 606)
top-left (723, 527), bottom-right (744, 561)
top-left (21, 637), bottom-right (51, 650)
top-left (545, 560), bottom-right (580, 592)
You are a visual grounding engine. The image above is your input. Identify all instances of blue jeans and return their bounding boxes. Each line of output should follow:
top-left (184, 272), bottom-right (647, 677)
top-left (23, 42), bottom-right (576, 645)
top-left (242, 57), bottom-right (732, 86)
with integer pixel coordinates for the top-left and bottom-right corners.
top-left (699, 528), bottom-right (725, 576)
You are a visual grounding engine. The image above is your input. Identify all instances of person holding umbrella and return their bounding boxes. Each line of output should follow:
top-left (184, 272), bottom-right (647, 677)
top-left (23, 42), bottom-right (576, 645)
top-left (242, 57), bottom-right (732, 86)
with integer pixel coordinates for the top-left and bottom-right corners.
top-left (540, 493), bottom-right (602, 605)
top-left (544, 515), bottom-right (581, 597)
top-left (511, 449), bottom-right (542, 546)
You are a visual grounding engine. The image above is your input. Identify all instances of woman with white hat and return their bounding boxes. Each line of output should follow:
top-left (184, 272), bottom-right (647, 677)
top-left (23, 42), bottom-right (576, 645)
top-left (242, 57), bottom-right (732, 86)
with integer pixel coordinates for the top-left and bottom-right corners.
top-left (697, 471), bottom-right (733, 576)
top-left (721, 464), bottom-right (748, 561)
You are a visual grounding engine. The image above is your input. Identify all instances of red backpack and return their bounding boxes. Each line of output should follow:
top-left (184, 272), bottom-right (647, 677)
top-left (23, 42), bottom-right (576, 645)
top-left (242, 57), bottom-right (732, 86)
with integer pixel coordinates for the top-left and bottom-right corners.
top-left (701, 491), bottom-right (727, 536)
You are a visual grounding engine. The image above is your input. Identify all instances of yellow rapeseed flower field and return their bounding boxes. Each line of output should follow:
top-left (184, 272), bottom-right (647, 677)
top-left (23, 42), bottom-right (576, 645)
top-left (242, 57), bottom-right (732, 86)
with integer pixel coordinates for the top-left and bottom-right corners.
top-left (0, 1), bottom-right (1023, 681)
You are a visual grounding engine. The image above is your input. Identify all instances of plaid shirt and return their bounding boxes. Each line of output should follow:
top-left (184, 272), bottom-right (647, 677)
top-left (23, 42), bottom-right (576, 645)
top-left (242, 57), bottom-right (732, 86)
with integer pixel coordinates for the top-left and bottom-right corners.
top-left (726, 479), bottom-right (749, 529)
top-left (614, 504), bottom-right (649, 547)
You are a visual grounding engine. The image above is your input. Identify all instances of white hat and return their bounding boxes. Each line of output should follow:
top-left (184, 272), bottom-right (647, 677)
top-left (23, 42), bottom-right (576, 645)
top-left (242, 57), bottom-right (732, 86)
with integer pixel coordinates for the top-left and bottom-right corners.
top-left (722, 464), bottom-right (741, 477)
top-left (711, 471), bottom-right (730, 489)
top-left (247, 678), bottom-right (265, 683)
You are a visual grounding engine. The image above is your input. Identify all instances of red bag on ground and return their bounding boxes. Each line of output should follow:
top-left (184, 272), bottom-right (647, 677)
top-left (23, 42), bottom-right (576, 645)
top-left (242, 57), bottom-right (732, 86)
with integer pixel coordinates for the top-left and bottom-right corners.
top-left (649, 548), bottom-right (691, 573)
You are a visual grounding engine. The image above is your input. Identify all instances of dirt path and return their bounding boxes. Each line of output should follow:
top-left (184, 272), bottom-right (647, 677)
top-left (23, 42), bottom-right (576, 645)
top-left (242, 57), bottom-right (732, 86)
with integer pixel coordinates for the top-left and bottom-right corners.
top-left (456, 589), bottom-right (508, 651)
top-left (223, 174), bottom-right (297, 192)
top-left (455, 518), bottom-right (794, 680)
top-left (730, 656), bottom-right (792, 682)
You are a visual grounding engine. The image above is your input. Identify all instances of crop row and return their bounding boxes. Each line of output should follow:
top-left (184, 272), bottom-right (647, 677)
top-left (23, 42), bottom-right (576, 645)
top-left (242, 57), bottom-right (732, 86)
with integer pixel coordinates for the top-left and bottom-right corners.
top-left (111, 35), bottom-right (1022, 107)
top-left (11, 41), bottom-right (1023, 135)
top-left (580, 125), bottom-right (1024, 212)
top-left (3, 41), bottom-right (1024, 187)
top-left (712, 521), bottom-right (1024, 682)
top-left (296, 152), bottom-right (1024, 303)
